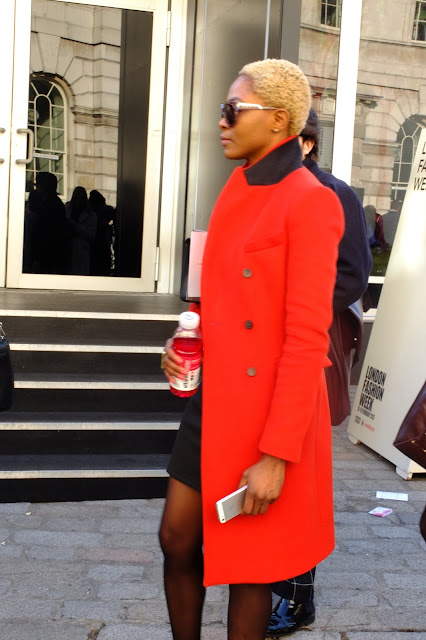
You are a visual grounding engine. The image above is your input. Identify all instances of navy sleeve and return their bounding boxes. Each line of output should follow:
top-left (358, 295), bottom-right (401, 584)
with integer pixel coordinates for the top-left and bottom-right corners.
top-left (330, 182), bottom-right (372, 314)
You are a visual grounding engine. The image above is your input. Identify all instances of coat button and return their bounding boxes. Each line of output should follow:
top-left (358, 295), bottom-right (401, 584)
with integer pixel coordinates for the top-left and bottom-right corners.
top-left (244, 320), bottom-right (253, 329)
top-left (247, 367), bottom-right (256, 377)
top-left (243, 268), bottom-right (252, 278)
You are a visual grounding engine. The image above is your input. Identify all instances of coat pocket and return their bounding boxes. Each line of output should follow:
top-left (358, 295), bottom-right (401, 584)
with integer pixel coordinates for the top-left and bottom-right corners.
top-left (244, 231), bottom-right (284, 253)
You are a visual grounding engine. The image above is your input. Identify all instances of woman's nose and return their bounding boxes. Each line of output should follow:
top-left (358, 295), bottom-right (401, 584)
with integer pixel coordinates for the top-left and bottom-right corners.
top-left (219, 116), bottom-right (229, 130)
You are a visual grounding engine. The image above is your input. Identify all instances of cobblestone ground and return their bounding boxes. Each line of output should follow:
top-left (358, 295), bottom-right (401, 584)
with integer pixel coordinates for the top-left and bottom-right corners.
top-left (0, 404), bottom-right (425, 640)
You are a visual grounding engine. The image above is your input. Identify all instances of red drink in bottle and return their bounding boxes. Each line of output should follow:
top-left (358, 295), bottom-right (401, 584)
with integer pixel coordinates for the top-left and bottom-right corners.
top-left (170, 311), bottom-right (202, 398)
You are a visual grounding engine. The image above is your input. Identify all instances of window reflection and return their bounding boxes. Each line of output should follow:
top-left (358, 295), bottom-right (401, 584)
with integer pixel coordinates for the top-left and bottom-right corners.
top-left (350, 2), bottom-right (426, 286)
top-left (27, 77), bottom-right (65, 197)
top-left (392, 118), bottom-right (424, 202)
top-left (24, 1), bottom-right (152, 279)
top-left (300, 0), bottom-right (426, 302)
top-left (299, 0), bottom-right (341, 172)
top-left (413, 1), bottom-right (426, 41)
top-left (321, 0), bottom-right (342, 29)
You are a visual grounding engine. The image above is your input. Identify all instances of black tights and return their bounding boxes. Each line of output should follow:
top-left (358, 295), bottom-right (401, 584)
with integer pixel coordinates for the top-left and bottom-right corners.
top-left (159, 478), bottom-right (272, 640)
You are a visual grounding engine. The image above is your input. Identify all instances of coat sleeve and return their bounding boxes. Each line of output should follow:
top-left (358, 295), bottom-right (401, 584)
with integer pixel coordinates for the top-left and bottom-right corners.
top-left (332, 184), bottom-right (372, 314)
top-left (258, 185), bottom-right (344, 463)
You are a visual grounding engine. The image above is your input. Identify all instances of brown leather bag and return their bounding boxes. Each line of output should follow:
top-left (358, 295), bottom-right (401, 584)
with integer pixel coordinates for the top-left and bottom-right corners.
top-left (393, 381), bottom-right (426, 470)
top-left (325, 299), bottom-right (363, 426)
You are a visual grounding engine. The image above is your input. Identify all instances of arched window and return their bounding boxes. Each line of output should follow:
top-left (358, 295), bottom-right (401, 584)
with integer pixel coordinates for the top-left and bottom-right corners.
top-left (27, 76), bottom-right (67, 198)
top-left (392, 117), bottom-right (425, 204)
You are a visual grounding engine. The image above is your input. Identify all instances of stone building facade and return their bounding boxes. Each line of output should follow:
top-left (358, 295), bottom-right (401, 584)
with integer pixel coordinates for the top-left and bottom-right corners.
top-left (300, 0), bottom-right (426, 213)
top-left (28, 0), bottom-right (426, 216)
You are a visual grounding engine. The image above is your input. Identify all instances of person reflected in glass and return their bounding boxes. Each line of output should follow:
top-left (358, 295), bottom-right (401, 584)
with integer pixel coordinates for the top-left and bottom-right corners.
top-left (159, 59), bottom-right (344, 640)
top-left (382, 199), bottom-right (402, 247)
top-left (65, 186), bottom-right (97, 275)
top-left (89, 190), bottom-right (115, 276)
top-left (363, 204), bottom-right (378, 247)
top-left (23, 171), bottom-right (69, 274)
top-left (363, 204), bottom-right (391, 276)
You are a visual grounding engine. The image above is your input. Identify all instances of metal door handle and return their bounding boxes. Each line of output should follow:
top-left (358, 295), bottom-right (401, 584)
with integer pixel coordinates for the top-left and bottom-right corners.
top-left (0, 127), bottom-right (5, 164)
top-left (16, 128), bottom-right (34, 165)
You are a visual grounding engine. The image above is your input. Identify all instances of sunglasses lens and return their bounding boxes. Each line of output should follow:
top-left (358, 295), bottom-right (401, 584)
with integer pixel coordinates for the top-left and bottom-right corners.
top-left (221, 103), bottom-right (236, 127)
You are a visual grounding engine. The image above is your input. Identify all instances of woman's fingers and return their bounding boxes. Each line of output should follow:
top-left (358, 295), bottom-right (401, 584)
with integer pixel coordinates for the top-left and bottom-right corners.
top-left (242, 491), bottom-right (268, 517)
top-left (247, 499), bottom-right (269, 516)
top-left (258, 502), bottom-right (269, 515)
top-left (162, 339), bottom-right (185, 381)
top-left (238, 456), bottom-right (285, 517)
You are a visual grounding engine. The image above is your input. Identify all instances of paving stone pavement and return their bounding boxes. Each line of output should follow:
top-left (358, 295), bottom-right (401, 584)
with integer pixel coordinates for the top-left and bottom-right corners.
top-left (0, 405), bottom-right (425, 640)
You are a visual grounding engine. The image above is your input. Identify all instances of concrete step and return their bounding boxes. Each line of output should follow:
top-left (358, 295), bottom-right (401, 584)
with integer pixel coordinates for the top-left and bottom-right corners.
top-left (14, 373), bottom-right (170, 389)
top-left (11, 351), bottom-right (166, 376)
top-left (10, 342), bottom-right (164, 352)
top-left (0, 411), bottom-right (180, 430)
top-left (9, 387), bottom-right (188, 413)
top-left (0, 293), bottom-right (187, 492)
top-left (0, 453), bottom-right (170, 479)
top-left (2, 315), bottom-right (178, 346)
top-left (0, 426), bottom-right (178, 455)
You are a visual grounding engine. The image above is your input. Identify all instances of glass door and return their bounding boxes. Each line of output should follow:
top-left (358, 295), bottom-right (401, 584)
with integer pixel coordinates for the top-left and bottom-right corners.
top-left (6, 0), bottom-right (169, 291)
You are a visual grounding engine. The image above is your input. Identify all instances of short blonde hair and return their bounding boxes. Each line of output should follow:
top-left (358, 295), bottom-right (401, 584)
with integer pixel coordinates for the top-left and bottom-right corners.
top-left (239, 59), bottom-right (311, 136)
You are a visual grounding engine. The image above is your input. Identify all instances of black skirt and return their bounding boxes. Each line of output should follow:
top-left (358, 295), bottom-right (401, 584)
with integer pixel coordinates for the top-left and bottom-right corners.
top-left (167, 381), bottom-right (202, 492)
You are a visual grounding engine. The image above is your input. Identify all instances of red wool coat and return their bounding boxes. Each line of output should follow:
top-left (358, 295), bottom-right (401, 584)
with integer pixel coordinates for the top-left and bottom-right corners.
top-left (199, 137), bottom-right (344, 587)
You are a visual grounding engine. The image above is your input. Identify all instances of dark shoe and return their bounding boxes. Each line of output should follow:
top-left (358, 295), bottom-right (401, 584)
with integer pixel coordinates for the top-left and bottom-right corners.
top-left (265, 597), bottom-right (315, 637)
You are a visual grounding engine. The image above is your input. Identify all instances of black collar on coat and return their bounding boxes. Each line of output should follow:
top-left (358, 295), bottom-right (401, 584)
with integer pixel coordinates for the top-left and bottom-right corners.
top-left (243, 136), bottom-right (303, 186)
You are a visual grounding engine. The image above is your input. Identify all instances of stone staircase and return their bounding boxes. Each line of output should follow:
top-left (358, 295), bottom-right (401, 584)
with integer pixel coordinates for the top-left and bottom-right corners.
top-left (0, 292), bottom-right (189, 500)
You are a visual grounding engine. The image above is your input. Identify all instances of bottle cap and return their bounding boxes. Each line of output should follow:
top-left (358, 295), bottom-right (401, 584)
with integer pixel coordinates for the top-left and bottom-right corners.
top-left (179, 311), bottom-right (200, 330)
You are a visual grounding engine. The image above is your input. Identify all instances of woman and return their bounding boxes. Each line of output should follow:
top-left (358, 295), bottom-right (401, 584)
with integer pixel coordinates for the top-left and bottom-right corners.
top-left (159, 58), bottom-right (344, 640)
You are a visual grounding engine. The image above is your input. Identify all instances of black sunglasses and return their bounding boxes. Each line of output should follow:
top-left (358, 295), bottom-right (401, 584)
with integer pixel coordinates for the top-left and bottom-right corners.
top-left (220, 101), bottom-right (280, 127)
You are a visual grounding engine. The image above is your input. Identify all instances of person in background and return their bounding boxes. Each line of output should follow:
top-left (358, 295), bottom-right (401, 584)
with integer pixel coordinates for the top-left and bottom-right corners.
top-left (65, 186), bottom-right (97, 275)
top-left (160, 60), bottom-right (344, 640)
top-left (266, 108), bottom-right (372, 637)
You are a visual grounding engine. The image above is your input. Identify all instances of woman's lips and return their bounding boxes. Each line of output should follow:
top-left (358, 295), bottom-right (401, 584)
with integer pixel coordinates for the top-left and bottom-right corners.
top-left (220, 136), bottom-right (231, 146)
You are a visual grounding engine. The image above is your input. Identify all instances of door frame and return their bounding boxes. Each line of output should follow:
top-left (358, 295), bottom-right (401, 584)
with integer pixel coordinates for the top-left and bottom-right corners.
top-left (0, 1), bottom-right (16, 289)
top-left (4, 0), bottom-right (187, 293)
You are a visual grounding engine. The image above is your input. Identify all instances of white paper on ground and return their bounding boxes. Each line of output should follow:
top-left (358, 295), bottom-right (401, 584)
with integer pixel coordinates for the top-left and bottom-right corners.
top-left (369, 506), bottom-right (393, 517)
top-left (376, 491), bottom-right (408, 501)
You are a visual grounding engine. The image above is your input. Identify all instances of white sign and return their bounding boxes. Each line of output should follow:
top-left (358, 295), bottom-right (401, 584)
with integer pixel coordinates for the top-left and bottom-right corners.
top-left (347, 130), bottom-right (426, 479)
top-left (187, 230), bottom-right (207, 300)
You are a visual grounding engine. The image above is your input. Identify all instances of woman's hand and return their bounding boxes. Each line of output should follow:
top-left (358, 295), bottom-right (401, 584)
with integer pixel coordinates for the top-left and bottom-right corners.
top-left (161, 338), bottom-right (185, 383)
top-left (238, 454), bottom-right (286, 516)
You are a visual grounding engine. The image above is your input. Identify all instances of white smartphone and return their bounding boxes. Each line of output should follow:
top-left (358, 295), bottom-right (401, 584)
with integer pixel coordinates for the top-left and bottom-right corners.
top-left (215, 486), bottom-right (247, 524)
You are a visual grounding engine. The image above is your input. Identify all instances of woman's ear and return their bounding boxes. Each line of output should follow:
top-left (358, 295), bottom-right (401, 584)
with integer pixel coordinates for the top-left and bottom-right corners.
top-left (272, 109), bottom-right (291, 135)
top-left (303, 138), bottom-right (315, 155)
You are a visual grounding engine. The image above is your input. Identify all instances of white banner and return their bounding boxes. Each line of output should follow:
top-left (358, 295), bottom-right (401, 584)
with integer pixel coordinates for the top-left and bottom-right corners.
top-left (347, 129), bottom-right (426, 479)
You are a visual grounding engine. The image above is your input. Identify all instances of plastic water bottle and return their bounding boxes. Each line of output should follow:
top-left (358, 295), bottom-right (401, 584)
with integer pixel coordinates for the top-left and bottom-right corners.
top-left (170, 311), bottom-right (202, 397)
